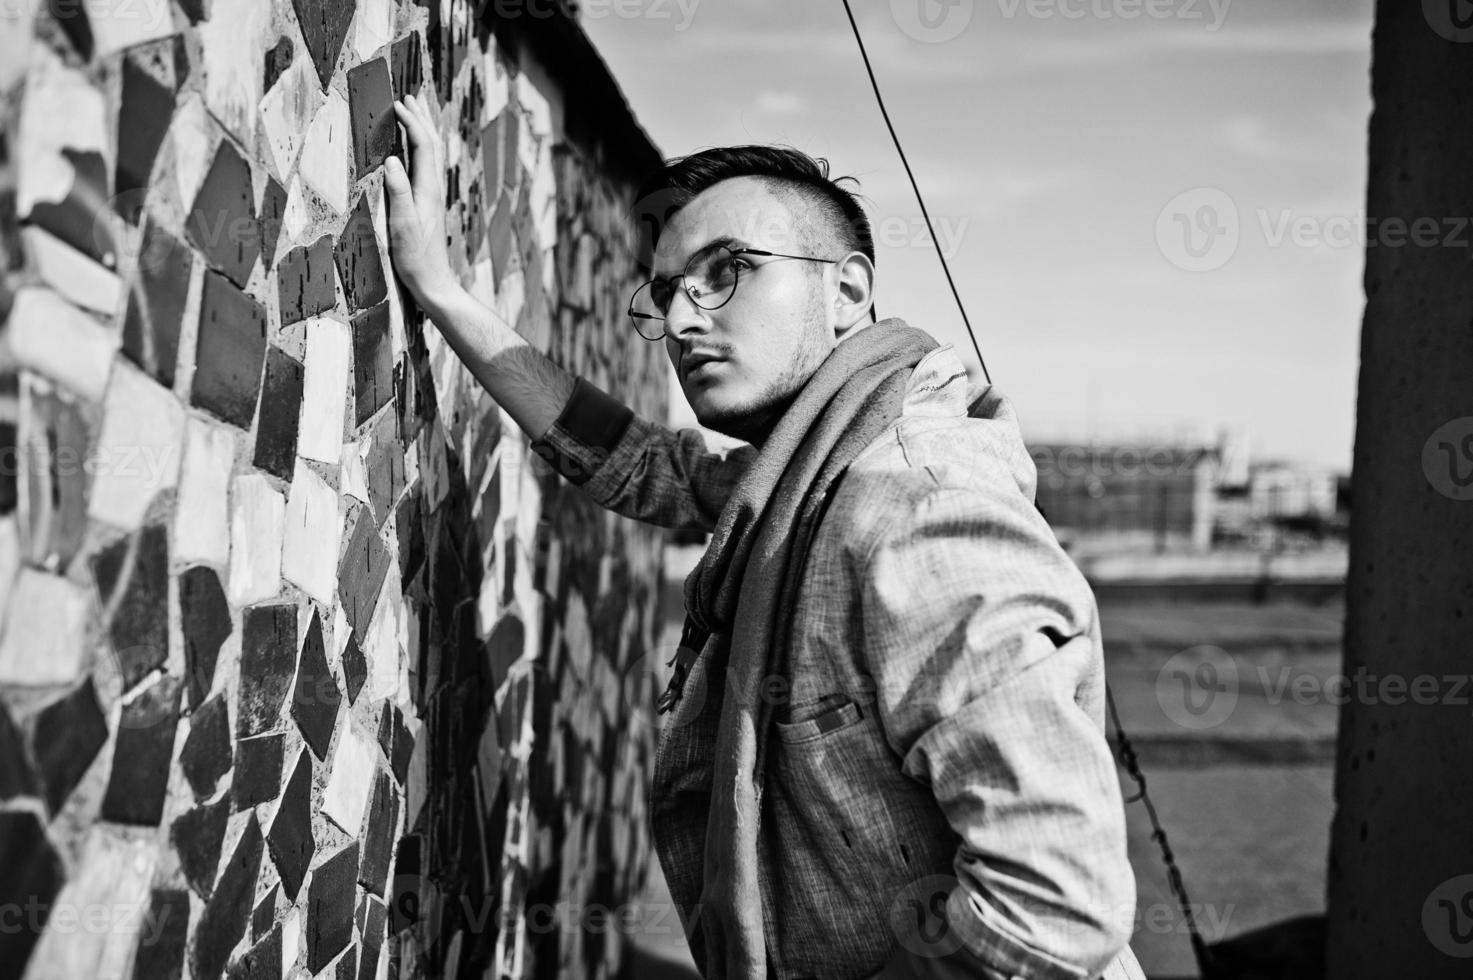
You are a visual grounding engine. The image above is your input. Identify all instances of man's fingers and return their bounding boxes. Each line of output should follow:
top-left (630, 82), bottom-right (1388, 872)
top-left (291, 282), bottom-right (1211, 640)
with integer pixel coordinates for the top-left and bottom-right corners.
top-left (393, 99), bottom-right (437, 178)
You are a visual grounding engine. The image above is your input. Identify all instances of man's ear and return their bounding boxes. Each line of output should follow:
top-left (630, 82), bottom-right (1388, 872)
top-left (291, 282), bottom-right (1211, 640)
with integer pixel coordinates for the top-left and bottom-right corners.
top-left (832, 251), bottom-right (875, 339)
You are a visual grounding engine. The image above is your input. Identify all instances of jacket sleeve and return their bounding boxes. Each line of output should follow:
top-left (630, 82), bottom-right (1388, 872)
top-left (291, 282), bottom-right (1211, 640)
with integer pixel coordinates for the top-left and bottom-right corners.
top-left (856, 467), bottom-right (1135, 980)
top-left (527, 376), bottom-right (754, 532)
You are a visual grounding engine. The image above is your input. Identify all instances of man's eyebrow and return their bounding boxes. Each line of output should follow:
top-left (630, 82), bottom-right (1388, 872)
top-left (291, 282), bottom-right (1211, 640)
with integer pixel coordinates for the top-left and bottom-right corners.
top-left (652, 235), bottom-right (749, 279)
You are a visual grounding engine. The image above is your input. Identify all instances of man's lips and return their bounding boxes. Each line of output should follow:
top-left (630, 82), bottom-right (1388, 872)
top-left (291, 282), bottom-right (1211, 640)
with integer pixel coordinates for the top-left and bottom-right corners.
top-left (682, 353), bottom-right (727, 377)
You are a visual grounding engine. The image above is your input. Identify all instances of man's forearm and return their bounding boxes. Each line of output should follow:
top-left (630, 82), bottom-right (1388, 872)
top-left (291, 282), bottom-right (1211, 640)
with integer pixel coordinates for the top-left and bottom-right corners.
top-left (420, 285), bottom-right (576, 441)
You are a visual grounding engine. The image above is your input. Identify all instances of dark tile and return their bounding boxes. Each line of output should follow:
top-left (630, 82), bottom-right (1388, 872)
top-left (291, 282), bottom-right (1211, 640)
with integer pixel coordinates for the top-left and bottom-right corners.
top-left (48, 0), bottom-right (93, 59)
top-left (233, 731), bottom-right (285, 811)
top-left (27, 148), bottom-right (114, 266)
top-left (192, 812), bottom-right (263, 980)
top-left (334, 195), bottom-right (387, 313)
top-left (251, 883), bottom-right (279, 942)
top-left (115, 58), bottom-right (174, 222)
top-left (357, 769), bottom-right (397, 897)
top-left (171, 795), bottom-right (229, 898)
top-left (238, 604), bottom-right (297, 737)
top-left (337, 503), bottom-right (389, 638)
top-left (192, 270), bottom-right (268, 429)
top-left (335, 944), bottom-right (358, 980)
top-left (122, 220), bottom-right (192, 387)
top-left (277, 235), bottom-right (337, 325)
top-left (0, 420), bottom-right (16, 516)
top-left (292, 0), bottom-right (354, 90)
top-left (180, 694), bottom-right (232, 799)
top-left (177, 0), bottom-right (206, 24)
top-left (90, 523), bottom-right (170, 692)
top-left (252, 347), bottom-right (305, 481)
top-left (263, 36), bottom-right (294, 93)
top-left (479, 114), bottom-right (504, 201)
top-left (358, 894), bottom-right (386, 980)
top-left (487, 190), bottom-right (514, 284)
top-left (0, 700), bottom-right (34, 801)
top-left (226, 922), bottom-right (281, 980)
top-left (351, 301), bottom-right (393, 427)
top-left (474, 466), bottom-right (501, 551)
top-left (306, 842), bottom-right (359, 973)
top-left (181, 566), bottom-right (232, 710)
top-left (258, 176), bottom-right (288, 271)
top-left (132, 888), bottom-right (189, 980)
top-left (342, 633), bottom-right (367, 705)
top-left (267, 748), bottom-right (315, 902)
top-left (291, 611), bottom-right (340, 760)
top-left (364, 409), bottom-right (405, 523)
top-left (101, 674), bottom-right (182, 825)
top-left (346, 58), bottom-right (398, 175)
top-left (0, 812), bottom-right (63, 975)
top-left (186, 141), bottom-right (260, 288)
top-left (387, 834), bottom-right (420, 932)
top-left (389, 33), bottom-right (422, 99)
top-left (31, 678), bottom-right (107, 815)
top-left (485, 618), bottom-right (521, 701)
top-left (376, 702), bottom-right (412, 786)
top-left (394, 491), bottom-right (425, 585)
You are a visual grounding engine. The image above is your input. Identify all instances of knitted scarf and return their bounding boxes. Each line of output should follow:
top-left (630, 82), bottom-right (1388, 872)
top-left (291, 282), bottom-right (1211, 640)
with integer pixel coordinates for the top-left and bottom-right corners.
top-left (652, 320), bottom-right (940, 979)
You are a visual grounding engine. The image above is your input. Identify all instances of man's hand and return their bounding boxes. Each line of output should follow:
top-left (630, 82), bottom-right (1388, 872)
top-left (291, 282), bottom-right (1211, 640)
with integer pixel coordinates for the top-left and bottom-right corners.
top-left (385, 94), bottom-right (459, 311)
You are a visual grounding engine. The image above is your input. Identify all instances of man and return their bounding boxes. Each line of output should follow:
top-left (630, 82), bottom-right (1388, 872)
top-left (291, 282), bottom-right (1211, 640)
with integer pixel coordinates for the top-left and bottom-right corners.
top-left (386, 94), bottom-right (1146, 980)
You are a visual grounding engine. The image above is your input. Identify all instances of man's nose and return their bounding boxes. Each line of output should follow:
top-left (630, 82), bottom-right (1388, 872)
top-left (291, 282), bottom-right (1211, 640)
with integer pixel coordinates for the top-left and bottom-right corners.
top-left (663, 286), bottom-right (710, 339)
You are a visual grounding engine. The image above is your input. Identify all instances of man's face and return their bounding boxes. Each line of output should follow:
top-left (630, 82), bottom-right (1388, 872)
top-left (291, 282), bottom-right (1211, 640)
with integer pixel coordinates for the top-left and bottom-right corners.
top-left (651, 177), bottom-right (837, 444)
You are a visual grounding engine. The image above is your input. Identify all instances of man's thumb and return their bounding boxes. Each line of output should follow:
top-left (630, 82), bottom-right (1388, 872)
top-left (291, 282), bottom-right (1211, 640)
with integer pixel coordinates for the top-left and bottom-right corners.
top-left (385, 157), bottom-right (411, 200)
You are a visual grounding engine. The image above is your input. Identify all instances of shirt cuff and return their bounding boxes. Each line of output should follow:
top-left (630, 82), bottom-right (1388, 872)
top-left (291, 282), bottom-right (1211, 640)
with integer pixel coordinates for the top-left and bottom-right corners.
top-left (935, 886), bottom-right (1091, 980)
top-left (529, 376), bottom-right (634, 486)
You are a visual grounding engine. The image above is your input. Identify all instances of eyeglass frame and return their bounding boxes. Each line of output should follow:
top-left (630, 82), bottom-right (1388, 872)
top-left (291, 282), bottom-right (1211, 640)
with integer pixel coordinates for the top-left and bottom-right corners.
top-left (627, 242), bottom-right (841, 342)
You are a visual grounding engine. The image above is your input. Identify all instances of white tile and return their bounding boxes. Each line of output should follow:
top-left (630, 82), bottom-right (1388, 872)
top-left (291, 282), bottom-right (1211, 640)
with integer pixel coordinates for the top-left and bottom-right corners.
top-left (353, 0), bottom-right (394, 60)
top-left (282, 175), bottom-right (312, 244)
top-left (259, 57), bottom-right (324, 183)
top-left (322, 722), bottom-right (377, 834)
top-left (227, 473), bottom-right (286, 606)
top-left (340, 441), bottom-right (370, 505)
top-left (23, 227), bottom-right (122, 317)
top-left (298, 89), bottom-right (351, 214)
top-left (174, 418), bottom-right (236, 567)
top-left (16, 46), bottom-right (107, 217)
top-left (331, 601), bottom-right (351, 667)
top-left (418, 424), bottom-right (449, 512)
top-left (281, 905), bottom-right (302, 978)
top-left (89, 0), bottom-right (175, 59)
top-left (0, 568), bottom-right (90, 686)
top-left (363, 572), bottom-right (399, 702)
top-left (0, 518), bottom-right (19, 639)
top-left (194, 0), bottom-right (268, 144)
top-left (23, 827), bottom-right (158, 979)
top-left (0, 0), bottom-right (37, 93)
top-left (87, 362), bottom-right (184, 531)
top-left (281, 459), bottom-right (341, 606)
top-left (169, 95), bottom-right (216, 209)
top-left (6, 287), bottom-right (116, 402)
top-left (297, 317), bottom-right (351, 464)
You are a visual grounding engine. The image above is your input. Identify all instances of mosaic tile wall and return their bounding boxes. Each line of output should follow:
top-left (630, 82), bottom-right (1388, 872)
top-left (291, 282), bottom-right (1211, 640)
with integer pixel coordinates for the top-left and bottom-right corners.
top-left (0, 2), bottom-right (669, 978)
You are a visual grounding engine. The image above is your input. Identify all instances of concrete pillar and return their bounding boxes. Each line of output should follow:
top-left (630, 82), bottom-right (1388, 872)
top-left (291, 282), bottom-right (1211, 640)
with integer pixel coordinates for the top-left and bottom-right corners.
top-left (1326, 4), bottom-right (1473, 977)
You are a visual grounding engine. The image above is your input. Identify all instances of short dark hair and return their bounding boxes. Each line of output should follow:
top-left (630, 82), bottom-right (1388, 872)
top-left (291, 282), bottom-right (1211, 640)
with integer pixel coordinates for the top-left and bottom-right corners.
top-left (629, 145), bottom-right (874, 274)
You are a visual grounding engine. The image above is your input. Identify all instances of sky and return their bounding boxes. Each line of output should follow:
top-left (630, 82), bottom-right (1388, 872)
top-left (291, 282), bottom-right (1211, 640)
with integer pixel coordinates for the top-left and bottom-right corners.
top-left (580, 0), bottom-right (1375, 473)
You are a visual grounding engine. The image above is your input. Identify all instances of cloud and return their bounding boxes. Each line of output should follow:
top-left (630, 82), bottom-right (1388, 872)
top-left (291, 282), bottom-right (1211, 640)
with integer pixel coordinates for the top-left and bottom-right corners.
top-left (754, 90), bottom-right (807, 116)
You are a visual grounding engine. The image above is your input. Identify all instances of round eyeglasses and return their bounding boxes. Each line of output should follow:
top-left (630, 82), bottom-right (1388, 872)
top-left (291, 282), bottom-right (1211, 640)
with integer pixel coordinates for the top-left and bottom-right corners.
top-left (627, 244), bottom-right (838, 342)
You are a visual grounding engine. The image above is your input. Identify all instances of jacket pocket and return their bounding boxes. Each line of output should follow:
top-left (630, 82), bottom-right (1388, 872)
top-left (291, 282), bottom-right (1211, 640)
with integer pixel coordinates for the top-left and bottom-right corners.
top-left (773, 696), bottom-right (865, 745)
